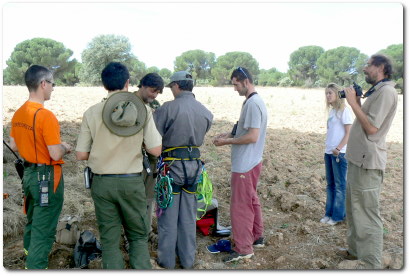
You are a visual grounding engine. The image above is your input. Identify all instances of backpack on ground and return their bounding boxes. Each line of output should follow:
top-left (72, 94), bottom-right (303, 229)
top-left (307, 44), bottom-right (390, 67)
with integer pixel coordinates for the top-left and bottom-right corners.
top-left (73, 230), bottom-right (102, 268)
top-left (56, 215), bottom-right (81, 245)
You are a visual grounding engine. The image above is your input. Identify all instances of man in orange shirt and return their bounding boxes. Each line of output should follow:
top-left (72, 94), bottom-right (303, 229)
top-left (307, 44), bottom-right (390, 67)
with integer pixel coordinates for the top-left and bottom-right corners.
top-left (9, 65), bottom-right (72, 269)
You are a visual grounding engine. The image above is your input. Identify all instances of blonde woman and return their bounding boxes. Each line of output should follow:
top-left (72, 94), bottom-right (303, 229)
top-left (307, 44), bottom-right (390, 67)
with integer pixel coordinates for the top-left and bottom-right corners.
top-left (320, 83), bottom-right (353, 226)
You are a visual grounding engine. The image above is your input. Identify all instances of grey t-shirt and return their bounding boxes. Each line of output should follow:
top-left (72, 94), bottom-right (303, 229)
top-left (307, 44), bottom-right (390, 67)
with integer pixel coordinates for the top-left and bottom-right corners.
top-left (154, 91), bottom-right (213, 185)
top-left (231, 93), bottom-right (268, 173)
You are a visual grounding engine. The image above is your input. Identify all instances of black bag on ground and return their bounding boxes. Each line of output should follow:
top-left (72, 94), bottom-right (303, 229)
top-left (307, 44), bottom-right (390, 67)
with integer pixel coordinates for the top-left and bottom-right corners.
top-left (73, 230), bottom-right (102, 268)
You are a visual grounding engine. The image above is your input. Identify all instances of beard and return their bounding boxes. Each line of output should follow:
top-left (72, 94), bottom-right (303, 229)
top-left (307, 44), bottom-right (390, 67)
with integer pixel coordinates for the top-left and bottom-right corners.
top-left (238, 86), bottom-right (248, 96)
top-left (365, 74), bottom-right (376, 85)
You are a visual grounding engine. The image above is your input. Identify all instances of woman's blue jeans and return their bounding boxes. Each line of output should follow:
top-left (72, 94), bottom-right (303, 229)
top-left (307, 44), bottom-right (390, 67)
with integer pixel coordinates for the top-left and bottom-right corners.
top-left (324, 153), bottom-right (348, 222)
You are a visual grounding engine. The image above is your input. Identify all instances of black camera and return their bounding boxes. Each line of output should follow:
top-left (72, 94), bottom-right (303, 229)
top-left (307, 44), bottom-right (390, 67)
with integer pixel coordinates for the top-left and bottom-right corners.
top-left (338, 82), bottom-right (363, 98)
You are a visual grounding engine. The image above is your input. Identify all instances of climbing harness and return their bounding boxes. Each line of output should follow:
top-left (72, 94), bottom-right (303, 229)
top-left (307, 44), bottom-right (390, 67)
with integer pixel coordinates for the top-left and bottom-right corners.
top-left (155, 147), bottom-right (213, 220)
top-left (196, 165), bottom-right (213, 220)
top-left (161, 146), bottom-right (200, 161)
top-left (161, 146), bottom-right (202, 186)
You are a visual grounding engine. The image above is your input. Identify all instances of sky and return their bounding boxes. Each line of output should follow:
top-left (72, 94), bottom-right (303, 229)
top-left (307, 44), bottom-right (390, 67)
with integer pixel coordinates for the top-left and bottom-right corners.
top-left (1, 1), bottom-right (404, 73)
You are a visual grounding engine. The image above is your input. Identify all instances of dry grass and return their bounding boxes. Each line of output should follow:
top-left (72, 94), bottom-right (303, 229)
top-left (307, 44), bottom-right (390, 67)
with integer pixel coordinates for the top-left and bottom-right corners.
top-left (2, 85), bottom-right (403, 269)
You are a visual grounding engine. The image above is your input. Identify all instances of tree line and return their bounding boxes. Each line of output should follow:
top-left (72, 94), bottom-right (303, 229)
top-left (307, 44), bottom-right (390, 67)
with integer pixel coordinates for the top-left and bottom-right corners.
top-left (3, 35), bottom-right (403, 93)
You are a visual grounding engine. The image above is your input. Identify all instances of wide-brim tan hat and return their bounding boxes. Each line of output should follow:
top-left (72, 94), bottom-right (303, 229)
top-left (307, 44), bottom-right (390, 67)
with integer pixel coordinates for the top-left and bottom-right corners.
top-left (102, 92), bottom-right (147, 137)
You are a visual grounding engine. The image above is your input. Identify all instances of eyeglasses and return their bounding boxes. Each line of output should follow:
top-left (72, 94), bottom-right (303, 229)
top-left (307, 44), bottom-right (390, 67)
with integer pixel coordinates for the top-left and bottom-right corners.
top-left (237, 67), bottom-right (249, 79)
top-left (45, 80), bottom-right (56, 87)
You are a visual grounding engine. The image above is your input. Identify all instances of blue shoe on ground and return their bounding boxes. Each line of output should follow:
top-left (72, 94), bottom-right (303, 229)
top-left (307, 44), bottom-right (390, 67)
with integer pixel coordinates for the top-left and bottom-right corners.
top-left (207, 239), bottom-right (231, 254)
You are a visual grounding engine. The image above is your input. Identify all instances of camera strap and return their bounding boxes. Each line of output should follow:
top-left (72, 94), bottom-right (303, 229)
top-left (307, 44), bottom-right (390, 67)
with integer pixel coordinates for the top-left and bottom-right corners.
top-left (2, 140), bottom-right (20, 160)
top-left (32, 108), bottom-right (52, 180)
top-left (32, 108), bottom-right (42, 164)
top-left (363, 79), bottom-right (390, 98)
top-left (242, 92), bottom-right (258, 106)
top-left (32, 108), bottom-right (52, 166)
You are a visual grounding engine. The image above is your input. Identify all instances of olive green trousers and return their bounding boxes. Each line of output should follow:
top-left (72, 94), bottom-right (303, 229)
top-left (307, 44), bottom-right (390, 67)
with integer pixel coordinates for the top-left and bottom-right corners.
top-left (91, 175), bottom-right (151, 269)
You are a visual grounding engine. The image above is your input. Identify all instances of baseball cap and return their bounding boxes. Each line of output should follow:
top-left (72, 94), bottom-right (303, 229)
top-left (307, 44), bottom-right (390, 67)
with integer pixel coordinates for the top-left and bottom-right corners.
top-left (166, 71), bottom-right (193, 87)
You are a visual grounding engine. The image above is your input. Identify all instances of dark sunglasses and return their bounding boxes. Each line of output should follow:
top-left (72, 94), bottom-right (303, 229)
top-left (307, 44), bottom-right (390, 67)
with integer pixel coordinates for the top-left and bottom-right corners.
top-left (45, 80), bottom-right (56, 87)
top-left (237, 67), bottom-right (249, 79)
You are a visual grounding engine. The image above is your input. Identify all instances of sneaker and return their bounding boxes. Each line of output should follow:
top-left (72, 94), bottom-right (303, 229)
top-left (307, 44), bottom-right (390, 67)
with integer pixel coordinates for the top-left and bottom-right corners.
top-left (327, 218), bottom-right (338, 225)
top-left (253, 237), bottom-right (265, 248)
top-left (207, 239), bottom-right (231, 254)
top-left (320, 216), bottom-right (330, 223)
top-left (223, 250), bottom-right (254, 263)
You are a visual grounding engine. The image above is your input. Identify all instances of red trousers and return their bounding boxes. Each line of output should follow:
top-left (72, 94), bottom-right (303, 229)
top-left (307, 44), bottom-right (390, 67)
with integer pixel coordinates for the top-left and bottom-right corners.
top-left (230, 162), bottom-right (264, 255)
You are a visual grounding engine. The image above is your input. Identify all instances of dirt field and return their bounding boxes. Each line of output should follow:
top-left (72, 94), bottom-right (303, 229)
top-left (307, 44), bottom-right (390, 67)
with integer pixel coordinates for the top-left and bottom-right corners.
top-left (2, 85), bottom-right (404, 270)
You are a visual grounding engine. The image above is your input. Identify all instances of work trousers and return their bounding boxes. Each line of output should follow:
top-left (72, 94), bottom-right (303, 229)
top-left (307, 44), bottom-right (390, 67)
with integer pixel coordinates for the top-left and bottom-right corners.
top-left (346, 161), bottom-right (384, 269)
top-left (91, 175), bottom-right (151, 269)
top-left (23, 165), bottom-right (64, 269)
top-left (143, 159), bottom-right (157, 233)
top-left (157, 191), bottom-right (197, 269)
top-left (230, 162), bottom-right (264, 255)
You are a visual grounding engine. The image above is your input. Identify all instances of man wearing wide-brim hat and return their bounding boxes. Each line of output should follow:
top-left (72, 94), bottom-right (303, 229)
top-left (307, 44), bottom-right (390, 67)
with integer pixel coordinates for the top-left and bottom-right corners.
top-left (75, 62), bottom-right (162, 269)
top-left (154, 71), bottom-right (213, 269)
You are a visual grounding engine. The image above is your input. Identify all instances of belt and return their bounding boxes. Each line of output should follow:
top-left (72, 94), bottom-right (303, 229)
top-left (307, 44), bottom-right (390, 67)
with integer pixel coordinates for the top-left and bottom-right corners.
top-left (93, 173), bottom-right (142, 178)
top-left (161, 146), bottom-right (200, 160)
top-left (23, 161), bottom-right (47, 168)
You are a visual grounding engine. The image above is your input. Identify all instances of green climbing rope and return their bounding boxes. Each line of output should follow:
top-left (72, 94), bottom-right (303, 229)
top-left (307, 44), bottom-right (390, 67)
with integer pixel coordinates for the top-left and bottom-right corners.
top-left (196, 167), bottom-right (213, 220)
top-left (155, 174), bottom-right (174, 209)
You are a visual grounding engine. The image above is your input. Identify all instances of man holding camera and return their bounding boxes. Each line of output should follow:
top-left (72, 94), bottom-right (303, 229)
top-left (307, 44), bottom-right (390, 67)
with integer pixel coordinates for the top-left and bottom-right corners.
top-left (341, 54), bottom-right (398, 269)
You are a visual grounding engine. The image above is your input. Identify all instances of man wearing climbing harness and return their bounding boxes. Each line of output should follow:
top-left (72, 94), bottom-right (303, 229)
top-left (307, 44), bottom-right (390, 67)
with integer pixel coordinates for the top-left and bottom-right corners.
top-left (213, 67), bottom-right (267, 263)
top-left (133, 72), bottom-right (164, 243)
top-left (9, 65), bottom-right (73, 269)
top-left (75, 62), bottom-right (162, 269)
top-left (154, 71), bottom-right (213, 269)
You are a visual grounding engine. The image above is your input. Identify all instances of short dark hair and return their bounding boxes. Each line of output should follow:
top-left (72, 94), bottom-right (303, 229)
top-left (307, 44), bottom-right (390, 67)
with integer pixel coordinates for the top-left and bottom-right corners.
top-left (231, 67), bottom-right (253, 84)
top-left (370, 54), bottom-right (394, 79)
top-left (24, 65), bottom-right (52, 92)
top-left (175, 80), bottom-right (194, 91)
top-left (101, 62), bottom-right (130, 91)
top-left (138, 73), bottom-right (164, 93)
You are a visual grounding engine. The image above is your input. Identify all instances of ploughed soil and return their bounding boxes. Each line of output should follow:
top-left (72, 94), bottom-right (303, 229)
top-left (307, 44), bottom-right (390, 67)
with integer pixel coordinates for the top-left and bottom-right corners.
top-left (2, 86), bottom-right (404, 270)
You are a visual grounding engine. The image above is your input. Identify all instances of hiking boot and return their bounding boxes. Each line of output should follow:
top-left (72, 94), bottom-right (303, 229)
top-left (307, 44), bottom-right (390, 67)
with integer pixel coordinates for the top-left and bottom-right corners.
top-left (336, 248), bottom-right (358, 260)
top-left (253, 237), bottom-right (265, 248)
top-left (223, 250), bottom-right (254, 263)
top-left (320, 216), bottom-right (330, 223)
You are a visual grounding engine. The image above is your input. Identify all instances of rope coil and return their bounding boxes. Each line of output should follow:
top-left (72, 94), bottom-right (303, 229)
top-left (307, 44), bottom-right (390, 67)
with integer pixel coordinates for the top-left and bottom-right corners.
top-left (155, 159), bottom-right (174, 212)
top-left (155, 174), bottom-right (174, 209)
top-left (196, 167), bottom-right (213, 220)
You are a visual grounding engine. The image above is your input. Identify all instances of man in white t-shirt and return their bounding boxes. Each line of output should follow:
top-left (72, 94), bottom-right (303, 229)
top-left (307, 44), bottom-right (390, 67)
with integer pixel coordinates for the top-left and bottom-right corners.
top-left (213, 67), bottom-right (267, 263)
